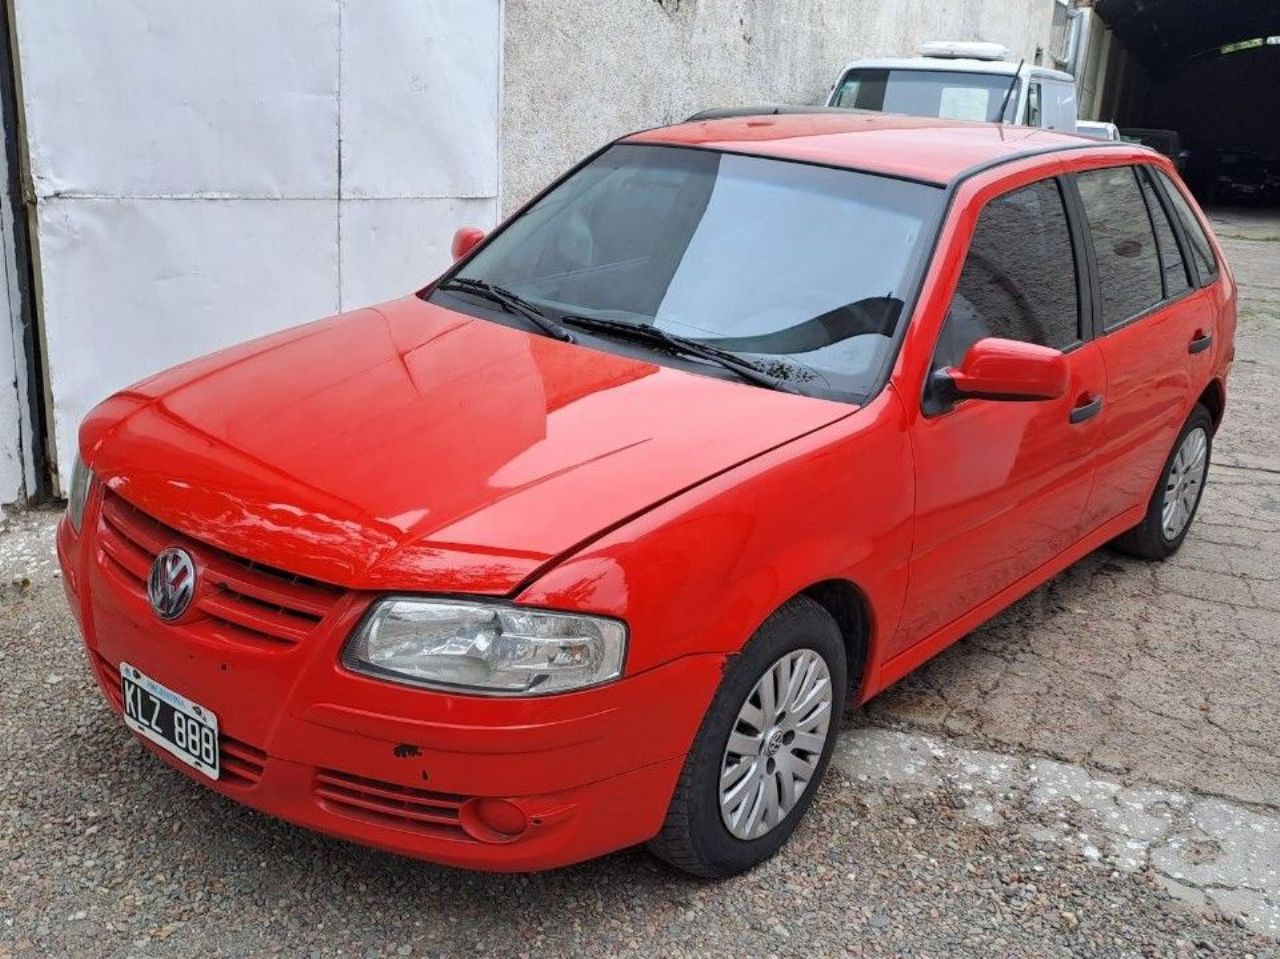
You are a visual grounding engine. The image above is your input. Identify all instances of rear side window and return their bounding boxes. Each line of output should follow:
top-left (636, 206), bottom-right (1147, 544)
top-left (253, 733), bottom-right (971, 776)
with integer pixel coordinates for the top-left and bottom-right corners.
top-left (934, 178), bottom-right (1079, 370)
top-left (1137, 168), bottom-right (1192, 298)
top-left (1076, 166), bottom-right (1163, 329)
top-left (1154, 169), bottom-right (1218, 282)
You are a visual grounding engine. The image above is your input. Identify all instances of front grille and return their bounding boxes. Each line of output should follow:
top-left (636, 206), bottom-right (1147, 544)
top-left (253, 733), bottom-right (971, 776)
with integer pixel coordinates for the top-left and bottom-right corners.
top-left (96, 489), bottom-right (342, 649)
top-left (90, 652), bottom-right (267, 787)
top-left (314, 768), bottom-right (472, 840)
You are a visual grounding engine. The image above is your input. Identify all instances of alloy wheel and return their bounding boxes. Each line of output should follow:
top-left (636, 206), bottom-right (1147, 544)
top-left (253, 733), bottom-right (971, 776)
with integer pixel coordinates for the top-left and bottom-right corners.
top-left (718, 648), bottom-right (833, 840)
top-left (1162, 425), bottom-right (1208, 540)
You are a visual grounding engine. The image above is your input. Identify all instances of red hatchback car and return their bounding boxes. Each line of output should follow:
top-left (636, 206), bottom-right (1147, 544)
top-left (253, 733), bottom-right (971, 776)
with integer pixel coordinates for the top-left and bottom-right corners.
top-left (58, 113), bottom-right (1234, 878)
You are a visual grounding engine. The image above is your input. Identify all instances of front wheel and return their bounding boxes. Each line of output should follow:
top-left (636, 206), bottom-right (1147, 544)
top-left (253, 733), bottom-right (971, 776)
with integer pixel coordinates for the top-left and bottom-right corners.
top-left (647, 595), bottom-right (847, 878)
top-left (1112, 403), bottom-right (1213, 560)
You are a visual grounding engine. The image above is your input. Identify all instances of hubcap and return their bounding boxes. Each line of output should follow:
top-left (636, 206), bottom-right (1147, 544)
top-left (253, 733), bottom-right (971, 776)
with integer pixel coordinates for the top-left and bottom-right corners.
top-left (719, 649), bottom-right (833, 840)
top-left (1162, 426), bottom-right (1208, 540)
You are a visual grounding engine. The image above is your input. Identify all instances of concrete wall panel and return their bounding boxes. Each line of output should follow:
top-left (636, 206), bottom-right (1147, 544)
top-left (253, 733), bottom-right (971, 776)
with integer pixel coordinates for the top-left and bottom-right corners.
top-left (34, 197), bottom-right (339, 479)
top-left (338, 196), bottom-right (498, 308)
top-left (14, 0), bottom-right (340, 199)
top-left (501, 0), bottom-right (1058, 211)
top-left (12, 0), bottom-right (503, 490)
top-left (340, 0), bottom-right (501, 199)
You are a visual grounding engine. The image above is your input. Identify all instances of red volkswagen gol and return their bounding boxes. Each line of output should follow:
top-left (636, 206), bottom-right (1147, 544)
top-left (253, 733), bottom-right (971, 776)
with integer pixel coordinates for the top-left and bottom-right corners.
top-left (57, 113), bottom-right (1234, 878)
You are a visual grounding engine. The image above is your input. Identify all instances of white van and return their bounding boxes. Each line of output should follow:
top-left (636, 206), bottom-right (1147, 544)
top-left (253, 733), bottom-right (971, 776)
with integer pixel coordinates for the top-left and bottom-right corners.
top-left (826, 41), bottom-right (1077, 132)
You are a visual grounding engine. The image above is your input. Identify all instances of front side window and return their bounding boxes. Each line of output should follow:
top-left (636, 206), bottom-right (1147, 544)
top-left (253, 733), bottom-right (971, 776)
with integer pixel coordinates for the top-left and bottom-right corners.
top-left (1076, 166), bottom-right (1164, 329)
top-left (933, 178), bottom-right (1079, 370)
top-left (437, 144), bottom-right (943, 402)
top-left (1154, 168), bottom-right (1218, 282)
top-left (831, 68), bottom-right (1018, 122)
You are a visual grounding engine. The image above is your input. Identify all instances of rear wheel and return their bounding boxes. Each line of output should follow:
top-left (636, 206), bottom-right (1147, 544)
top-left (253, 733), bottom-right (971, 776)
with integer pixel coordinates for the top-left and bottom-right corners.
top-left (1112, 404), bottom-right (1213, 559)
top-left (648, 595), bottom-right (846, 878)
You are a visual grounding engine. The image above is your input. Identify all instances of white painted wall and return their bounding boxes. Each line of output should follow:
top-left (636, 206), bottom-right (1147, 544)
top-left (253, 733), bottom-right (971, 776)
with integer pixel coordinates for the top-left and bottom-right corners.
top-left (12, 0), bottom-right (502, 493)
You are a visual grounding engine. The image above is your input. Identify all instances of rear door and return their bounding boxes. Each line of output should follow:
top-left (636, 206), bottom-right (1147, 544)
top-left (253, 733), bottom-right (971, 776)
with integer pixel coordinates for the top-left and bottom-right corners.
top-left (896, 175), bottom-right (1105, 651)
top-left (1071, 163), bottom-right (1211, 529)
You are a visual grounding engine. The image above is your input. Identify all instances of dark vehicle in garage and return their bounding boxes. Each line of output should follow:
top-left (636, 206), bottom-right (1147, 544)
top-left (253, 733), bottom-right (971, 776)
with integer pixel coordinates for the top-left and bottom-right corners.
top-left (1206, 149), bottom-right (1270, 203)
top-left (1121, 128), bottom-right (1190, 172)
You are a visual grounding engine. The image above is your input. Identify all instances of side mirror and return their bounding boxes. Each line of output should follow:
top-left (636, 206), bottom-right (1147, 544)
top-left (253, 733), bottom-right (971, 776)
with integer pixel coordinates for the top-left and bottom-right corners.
top-left (451, 226), bottom-right (486, 262)
top-left (933, 337), bottom-right (1069, 407)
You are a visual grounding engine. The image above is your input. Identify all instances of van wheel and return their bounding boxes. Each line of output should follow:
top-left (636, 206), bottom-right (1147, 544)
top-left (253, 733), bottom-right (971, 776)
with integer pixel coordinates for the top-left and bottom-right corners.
top-left (647, 596), bottom-right (846, 878)
top-left (1112, 404), bottom-right (1213, 560)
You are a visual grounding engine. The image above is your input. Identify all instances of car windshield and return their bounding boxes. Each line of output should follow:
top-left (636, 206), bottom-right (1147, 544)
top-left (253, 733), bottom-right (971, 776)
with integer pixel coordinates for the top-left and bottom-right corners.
top-left (831, 68), bottom-right (1018, 122)
top-left (433, 144), bottom-right (943, 403)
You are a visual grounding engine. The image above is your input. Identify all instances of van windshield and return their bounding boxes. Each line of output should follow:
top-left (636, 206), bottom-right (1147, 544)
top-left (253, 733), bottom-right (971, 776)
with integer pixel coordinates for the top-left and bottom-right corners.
top-left (831, 68), bottom-right (1018, 123)
top-left (433, 144), bottom-right (943, 403)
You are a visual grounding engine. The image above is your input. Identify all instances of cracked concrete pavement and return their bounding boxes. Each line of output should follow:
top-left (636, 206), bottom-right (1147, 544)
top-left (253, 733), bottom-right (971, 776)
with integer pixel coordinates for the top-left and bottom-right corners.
top-left (837, 727), bottom-right (1280, 938)
top-left (2, 209), bottom-right (1279, 957)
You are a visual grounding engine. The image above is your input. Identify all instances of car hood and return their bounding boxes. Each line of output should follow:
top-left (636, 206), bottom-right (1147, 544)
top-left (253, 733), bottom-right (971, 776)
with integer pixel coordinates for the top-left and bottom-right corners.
top-left (84, 296), bottom-right (854, 593)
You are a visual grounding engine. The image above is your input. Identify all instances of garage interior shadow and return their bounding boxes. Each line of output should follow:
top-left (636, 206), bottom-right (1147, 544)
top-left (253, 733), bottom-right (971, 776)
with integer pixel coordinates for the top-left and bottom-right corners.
top-left (1098, 0), bottom-right (1280, 209)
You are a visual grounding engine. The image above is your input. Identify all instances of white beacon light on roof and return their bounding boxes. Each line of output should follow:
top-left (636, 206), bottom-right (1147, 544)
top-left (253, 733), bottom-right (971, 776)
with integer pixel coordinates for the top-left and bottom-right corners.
top-left (918, 40), bottom-right (1012, 61)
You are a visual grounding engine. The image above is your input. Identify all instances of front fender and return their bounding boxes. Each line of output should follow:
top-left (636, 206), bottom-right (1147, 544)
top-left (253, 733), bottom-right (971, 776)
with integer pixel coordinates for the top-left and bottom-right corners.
top-left (516, 389), bottom-right (914, 685)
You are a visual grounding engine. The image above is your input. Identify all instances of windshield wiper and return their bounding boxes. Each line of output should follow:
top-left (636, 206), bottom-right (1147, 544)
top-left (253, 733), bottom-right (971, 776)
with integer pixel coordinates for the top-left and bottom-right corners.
top-left (558, 314), bottom-right (804, 395)
top-left (437, 277), bottom-right (575, 343)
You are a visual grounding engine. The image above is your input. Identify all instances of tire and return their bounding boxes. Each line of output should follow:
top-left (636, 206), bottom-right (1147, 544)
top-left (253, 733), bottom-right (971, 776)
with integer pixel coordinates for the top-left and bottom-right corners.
top-left (647, 595), bottom-right (847, 878)
top-left (1112, 403), bottom-right (1213, 560)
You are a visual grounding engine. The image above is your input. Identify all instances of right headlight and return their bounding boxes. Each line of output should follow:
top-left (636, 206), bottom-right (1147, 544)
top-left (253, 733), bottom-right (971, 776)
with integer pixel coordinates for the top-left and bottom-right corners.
top-left (66, 454), bottom-right (93, 534)
top-left (342, 598), bottom-right (628, 696)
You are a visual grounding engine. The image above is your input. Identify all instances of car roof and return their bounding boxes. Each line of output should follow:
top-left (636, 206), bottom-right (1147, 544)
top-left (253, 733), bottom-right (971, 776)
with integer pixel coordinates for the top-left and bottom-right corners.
top-left (836, 56), bottom-right (1074, 82)
top-left (626, 113), bottom-right (1120, 187)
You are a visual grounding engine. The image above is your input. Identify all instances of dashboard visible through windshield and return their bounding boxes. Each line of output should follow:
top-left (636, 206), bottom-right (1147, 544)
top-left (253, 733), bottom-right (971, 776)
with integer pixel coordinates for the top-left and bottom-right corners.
top-left (430, 143), bottom-right (944, 403)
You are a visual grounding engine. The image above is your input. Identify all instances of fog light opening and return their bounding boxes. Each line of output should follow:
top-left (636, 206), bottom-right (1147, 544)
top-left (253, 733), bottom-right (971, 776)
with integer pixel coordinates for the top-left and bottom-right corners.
top-left (460, 798), bottom-right (529, 843)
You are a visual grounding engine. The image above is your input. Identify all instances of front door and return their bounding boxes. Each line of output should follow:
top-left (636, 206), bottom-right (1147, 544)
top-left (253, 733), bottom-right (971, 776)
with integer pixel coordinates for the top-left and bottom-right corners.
top-left (895, 175), bottom-right (1105, 651)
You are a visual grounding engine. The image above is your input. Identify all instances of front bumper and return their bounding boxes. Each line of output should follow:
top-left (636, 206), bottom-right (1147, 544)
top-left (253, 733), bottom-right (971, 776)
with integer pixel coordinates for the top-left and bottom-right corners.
top-left (58, 496), bottom-right (723, 871)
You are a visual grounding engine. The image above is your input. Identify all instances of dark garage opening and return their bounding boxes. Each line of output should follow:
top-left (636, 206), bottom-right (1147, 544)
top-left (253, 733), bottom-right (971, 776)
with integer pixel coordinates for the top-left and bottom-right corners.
top-left (1094, 0), bottom-right (1280, 205)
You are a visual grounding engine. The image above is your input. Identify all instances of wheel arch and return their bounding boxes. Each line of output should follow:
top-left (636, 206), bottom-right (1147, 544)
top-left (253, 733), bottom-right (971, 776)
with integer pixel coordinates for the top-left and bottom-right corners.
top-left (1196, 378), bottom-right (1226, 434)
top-left (801, 578), bottom-right (873, 697)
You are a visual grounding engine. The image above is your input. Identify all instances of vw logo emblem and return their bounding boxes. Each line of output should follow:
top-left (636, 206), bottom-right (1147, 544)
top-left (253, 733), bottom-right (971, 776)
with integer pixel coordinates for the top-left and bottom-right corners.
top-left (147, 547), bottom-right (197, 621)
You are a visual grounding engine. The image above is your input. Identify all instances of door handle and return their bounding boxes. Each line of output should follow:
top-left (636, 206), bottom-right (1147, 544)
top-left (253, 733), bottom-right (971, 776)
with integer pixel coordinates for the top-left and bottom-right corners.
top-left (1188, 330), bottom-right (1213, 355)
top-left (1069, 394), bottom-right (1103, 424)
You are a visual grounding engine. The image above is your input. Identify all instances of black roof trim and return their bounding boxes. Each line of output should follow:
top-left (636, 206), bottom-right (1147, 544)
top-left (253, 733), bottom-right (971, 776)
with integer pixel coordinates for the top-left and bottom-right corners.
top-left (684, 108), bottom-right (1137, 186)
top-left (684, 105), bottom-right (861, 122)
top-left (949, 137), bottom-right (1134, 184)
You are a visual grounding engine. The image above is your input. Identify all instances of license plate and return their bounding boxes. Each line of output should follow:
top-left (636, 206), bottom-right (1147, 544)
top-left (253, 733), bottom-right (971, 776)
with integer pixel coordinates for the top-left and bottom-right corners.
top-left (120, 662), bottom-right (220, 780)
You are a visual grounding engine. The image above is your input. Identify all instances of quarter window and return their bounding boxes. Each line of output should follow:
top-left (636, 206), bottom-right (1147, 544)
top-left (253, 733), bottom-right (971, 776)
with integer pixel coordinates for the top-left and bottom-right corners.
top-left (1154, 169), bottom-right (1218, 282)
top-left (934, 178), bottom-right (1079, 370)
top-left (1076, 166), bottom-right (1164, 329)
top-left (1137, 168), bottom-right (1192, 298)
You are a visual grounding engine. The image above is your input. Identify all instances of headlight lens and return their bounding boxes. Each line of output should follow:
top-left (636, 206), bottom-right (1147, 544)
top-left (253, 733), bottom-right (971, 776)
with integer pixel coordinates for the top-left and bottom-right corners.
top-left (343, 599), bottom-right (627, 696)
top-left (66, 454), bottom-right (93, 533)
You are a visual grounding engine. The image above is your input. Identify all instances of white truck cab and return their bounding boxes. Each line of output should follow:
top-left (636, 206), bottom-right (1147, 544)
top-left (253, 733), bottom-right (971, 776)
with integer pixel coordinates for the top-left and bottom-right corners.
top-left (826, 41), bottom-right (1077, 132)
